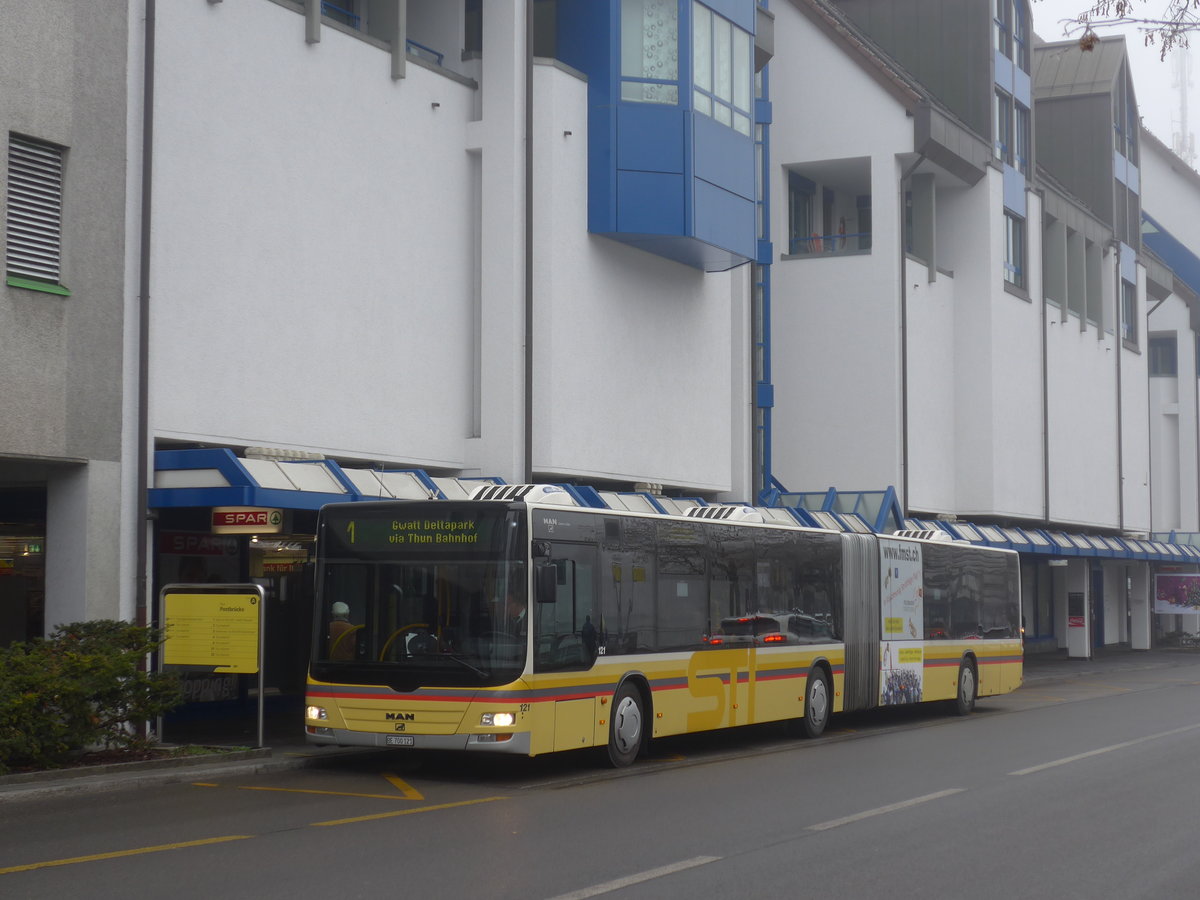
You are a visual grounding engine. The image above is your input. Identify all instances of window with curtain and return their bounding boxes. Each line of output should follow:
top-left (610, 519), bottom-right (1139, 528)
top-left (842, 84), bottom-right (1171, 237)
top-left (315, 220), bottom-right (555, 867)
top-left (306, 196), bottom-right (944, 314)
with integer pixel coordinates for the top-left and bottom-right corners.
top-left (621, 0), bottom-right (680, 105)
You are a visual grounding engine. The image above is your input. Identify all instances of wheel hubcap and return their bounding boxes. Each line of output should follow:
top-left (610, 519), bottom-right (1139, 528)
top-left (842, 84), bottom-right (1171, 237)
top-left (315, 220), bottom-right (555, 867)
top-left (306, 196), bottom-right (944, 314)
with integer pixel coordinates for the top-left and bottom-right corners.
top-left (809, 678), bottom-right (828, 726)
top-left (962, 669), bottom-right (975, 703)
top-left (614, 696), bottom-right (641, 753)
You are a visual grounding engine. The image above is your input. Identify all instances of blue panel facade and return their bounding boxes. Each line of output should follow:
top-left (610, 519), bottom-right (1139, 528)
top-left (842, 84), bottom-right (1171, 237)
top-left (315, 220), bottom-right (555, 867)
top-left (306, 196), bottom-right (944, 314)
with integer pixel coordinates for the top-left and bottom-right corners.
top-left (617, 171), bottom-right (686, 232)
top-left (1143, 213), bottom-right (1200, 296)
top-left (694, 179), bottom-right (755, 254)
top-left (558, 0), bottom-right (758, 272)
top-left (616, 104), bottom-right (685, 173)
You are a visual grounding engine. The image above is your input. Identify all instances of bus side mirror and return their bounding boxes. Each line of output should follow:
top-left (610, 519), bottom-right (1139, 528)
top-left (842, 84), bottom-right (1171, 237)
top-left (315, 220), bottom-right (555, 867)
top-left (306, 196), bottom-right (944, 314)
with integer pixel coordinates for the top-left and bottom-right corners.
top-left (535, 563), bottom-right (558, 604)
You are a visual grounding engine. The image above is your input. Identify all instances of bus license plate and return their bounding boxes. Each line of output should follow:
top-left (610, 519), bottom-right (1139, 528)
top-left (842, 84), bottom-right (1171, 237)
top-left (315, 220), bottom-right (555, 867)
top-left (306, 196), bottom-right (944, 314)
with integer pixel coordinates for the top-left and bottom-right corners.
top-left (385, 735), bottom-right (414, 747)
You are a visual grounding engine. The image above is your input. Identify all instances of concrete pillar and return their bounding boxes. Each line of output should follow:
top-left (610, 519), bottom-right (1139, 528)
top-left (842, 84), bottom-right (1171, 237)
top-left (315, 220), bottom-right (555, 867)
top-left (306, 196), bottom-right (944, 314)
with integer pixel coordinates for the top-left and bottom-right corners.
top-left (464, 0), bottom-right (528, 483)
top-left (1129, 563), bottom-right (1151, 650)
top-left (1066, 559), bottom-right (1090, 658)
top-left (45, 462), bottom-right (124, 632)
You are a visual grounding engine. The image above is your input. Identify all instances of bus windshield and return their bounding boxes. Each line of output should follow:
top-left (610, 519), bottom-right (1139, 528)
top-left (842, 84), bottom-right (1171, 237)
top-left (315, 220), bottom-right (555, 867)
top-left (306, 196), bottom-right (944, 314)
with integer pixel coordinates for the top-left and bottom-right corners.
top-left (311, 503), bottom-right (527, 690)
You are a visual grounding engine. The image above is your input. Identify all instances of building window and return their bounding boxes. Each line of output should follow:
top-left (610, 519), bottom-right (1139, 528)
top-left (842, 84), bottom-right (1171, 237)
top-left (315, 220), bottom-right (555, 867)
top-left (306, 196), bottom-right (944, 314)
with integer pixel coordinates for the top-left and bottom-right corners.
top-left (995, 90), bottom-right (1012, 164)
top-left (993, 0), bottom-right (1012, 57)
top-left (788, 171), bottom-right (814, 254)
top-left (465, 0), bottom-right (482, 55)
top-left (1113, 67), bottom-right (1139, 163)
top-left (857, 194), bottom-right (872, 252)
top-left (6, 134), bottom-right (66, 291)
top-left (1004, 212), bottom-right (1025, 288)
top-left (692, 2), bottom-right (752, 135)
top-left (1149, 336), bottom-right (1178, 376)
top-left (995, 1), bottom-right (1029, 70)
top-left (1121, 279), bottom-right (1138, 344)
top-left (1013, 1), bottom-right (1029, 70)
top-left (1014, 103), bottom-right (1030, 174)
top-left (621, 0), bottom-right (680, 105)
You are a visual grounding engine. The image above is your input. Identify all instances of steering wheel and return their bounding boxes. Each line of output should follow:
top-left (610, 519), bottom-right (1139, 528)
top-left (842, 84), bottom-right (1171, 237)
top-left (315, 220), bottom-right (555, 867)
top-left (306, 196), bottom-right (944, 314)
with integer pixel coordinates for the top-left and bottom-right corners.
top-left (407, 631), bottom-right (438, 656)
top-left (378, 622), bottom-right (430, 660)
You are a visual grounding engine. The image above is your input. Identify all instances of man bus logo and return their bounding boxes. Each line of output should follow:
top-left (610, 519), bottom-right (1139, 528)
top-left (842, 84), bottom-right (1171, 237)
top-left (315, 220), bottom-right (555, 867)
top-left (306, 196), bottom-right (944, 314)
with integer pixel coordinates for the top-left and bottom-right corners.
top-left (385, 712), bottom-right (415, 721)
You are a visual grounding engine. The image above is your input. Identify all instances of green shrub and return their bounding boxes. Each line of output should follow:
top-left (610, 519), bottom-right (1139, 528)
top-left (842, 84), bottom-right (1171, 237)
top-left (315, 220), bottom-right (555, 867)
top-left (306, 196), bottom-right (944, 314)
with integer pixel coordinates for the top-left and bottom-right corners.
top-left (0, 620), bottom-right (183, 774)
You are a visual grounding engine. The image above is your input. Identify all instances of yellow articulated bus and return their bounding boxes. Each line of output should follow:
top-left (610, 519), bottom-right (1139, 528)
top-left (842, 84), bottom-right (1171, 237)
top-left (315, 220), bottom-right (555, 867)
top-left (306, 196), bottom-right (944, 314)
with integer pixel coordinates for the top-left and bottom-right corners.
top-left (304, 485), bottom-right (1022, 766)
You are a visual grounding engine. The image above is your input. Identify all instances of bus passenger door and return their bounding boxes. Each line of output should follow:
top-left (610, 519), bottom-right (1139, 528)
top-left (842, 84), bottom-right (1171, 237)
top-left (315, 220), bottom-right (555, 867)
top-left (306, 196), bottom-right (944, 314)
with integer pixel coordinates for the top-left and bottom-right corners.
top-left (534, 544), bottom-right (600, 671)
top-left (535, 544), bottom-right (600, 752)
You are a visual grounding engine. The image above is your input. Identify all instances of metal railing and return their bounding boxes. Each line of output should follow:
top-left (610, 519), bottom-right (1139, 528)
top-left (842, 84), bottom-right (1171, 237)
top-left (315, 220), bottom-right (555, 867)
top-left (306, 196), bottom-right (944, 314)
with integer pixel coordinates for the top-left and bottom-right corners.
top-left (788, 231), bottom-right (872, 255)
top-left (406, 38), bottom-right (444, 66)
top-left (321, 1), bottom-right (359, 29)
top-left (319, 2), bottom-right (445, 67)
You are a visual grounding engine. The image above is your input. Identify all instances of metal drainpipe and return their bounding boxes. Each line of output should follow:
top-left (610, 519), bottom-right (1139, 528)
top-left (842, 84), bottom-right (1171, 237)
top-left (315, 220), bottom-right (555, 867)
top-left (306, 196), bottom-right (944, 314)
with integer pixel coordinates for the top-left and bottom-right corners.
top-left (756, 62), bottom-right (772, 501)
top-left (1115, 242), bottom-right (1125, 531)
top-left (898, 152), bottom-right (926, 517)
top-left (1146, 295), bottom-right (1167, 536)
top-left (523, 0), bottom-right (534, 483)
top-left (135, 0), bottom-right (156, 627)
top-left (1041, 237), bottom-right (1050, 525)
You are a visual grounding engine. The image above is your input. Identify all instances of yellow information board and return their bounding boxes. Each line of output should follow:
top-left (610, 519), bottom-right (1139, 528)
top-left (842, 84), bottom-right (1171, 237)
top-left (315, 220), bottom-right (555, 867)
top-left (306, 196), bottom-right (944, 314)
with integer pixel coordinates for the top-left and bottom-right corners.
top-left (162, 590), bottom-right (262, 673)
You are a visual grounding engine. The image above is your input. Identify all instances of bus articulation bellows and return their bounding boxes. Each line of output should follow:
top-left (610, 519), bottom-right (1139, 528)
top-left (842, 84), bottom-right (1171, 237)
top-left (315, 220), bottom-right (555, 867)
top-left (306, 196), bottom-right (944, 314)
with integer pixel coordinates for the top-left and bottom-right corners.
top-left (305, 486), bottom-right (1022, 766)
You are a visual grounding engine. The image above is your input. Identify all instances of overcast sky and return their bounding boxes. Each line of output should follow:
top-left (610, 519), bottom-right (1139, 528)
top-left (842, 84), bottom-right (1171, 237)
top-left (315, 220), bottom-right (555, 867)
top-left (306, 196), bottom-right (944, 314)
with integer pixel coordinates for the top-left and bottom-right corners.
top-left (1031, 0), bottom-right (1197, 160)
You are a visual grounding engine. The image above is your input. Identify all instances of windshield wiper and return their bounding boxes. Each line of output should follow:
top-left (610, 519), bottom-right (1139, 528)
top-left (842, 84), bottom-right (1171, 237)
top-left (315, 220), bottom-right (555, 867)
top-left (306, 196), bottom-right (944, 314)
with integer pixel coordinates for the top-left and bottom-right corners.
top-left (442, 653), bottom-right (490, 679)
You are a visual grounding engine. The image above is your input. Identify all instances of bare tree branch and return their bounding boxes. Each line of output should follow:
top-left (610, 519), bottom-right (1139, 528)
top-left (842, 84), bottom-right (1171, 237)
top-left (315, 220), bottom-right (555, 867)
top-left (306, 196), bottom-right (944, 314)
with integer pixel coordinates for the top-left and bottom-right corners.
top-left (1044, 0), bottom-right (1200, 56)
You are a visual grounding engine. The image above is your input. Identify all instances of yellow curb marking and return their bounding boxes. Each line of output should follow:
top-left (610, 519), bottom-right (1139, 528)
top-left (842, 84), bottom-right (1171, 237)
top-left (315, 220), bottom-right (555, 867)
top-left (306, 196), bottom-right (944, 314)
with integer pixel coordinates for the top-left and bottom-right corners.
top-left (1, 797), bottom-right (509, 875)
top-left (239, 785), bottom-right (416, 800)
top-left (311, 795), bottom-right (507, 826)
top-left (383, 773), bottom-right (424, 800)
top-left (0, 835), bottom-right (253, 876)
top-left (201, 771), bottom-right (424, 802)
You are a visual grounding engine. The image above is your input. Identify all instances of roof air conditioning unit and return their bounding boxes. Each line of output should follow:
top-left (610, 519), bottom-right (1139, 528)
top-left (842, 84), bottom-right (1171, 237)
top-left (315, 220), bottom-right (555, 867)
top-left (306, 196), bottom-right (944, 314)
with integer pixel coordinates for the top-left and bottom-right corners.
top-left (892, 528), bottom-right (957, 542)
top-left (685, 505), bottom-right (765, 524)
top-left (469, 484), bottom-right (579, 506)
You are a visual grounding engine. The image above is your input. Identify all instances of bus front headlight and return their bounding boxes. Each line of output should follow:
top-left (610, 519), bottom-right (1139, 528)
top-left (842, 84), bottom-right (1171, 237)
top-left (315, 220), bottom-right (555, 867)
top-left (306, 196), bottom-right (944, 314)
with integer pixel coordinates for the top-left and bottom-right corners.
top-left (480, 712), bottom-right (515, 727)
top-left (306, 705), bottom-right (327, 721)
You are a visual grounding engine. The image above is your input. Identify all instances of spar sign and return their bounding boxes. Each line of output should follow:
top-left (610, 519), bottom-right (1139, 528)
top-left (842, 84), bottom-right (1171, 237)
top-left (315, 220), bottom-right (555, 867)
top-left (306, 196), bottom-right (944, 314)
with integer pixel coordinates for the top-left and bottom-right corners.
top-left (211, 507), bottom-right (283, 534)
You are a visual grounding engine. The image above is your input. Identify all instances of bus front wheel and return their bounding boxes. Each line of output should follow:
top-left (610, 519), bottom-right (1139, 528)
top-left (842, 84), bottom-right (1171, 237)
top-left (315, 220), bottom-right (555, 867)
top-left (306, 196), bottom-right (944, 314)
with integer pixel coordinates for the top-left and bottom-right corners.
top-left (952, 660), bottom-right (977, 716)
top-left (801, 669), bottom-right (830, 738)
top-left (607, 683), bottom-right (644, 767)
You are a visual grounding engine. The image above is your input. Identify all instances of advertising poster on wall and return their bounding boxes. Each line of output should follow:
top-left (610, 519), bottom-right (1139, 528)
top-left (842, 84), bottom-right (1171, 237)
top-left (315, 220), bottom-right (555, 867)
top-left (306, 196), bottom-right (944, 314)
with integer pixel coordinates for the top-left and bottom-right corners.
top-left (878, 538), bottom-right (924, 705)
top-left (1154, 574), bottom-right (1200, 615)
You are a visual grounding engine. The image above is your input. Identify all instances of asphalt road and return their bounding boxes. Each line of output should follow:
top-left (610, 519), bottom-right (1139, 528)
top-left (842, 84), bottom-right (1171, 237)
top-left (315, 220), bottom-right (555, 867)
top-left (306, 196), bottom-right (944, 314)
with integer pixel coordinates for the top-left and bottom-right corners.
top-left (3, 658), bottom-right (1200, 899)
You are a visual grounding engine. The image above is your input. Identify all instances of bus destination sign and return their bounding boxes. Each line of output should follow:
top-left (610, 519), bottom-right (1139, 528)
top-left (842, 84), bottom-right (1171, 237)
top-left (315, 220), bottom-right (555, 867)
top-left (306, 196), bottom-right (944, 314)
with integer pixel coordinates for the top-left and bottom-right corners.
top-left (344, 516), bottom-right (481, 548)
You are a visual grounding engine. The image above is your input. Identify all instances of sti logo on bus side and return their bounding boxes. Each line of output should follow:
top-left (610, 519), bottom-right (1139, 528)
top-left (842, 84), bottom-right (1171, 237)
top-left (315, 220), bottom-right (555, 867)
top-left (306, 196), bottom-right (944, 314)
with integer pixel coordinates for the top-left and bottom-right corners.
top-left (385, 713), bottom-right (415, 721)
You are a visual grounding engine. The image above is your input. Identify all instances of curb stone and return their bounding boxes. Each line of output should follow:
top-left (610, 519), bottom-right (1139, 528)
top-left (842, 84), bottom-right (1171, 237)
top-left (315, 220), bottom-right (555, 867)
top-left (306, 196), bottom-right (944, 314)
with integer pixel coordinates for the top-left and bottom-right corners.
top-left (0, 746), bottom-right (270, 787)
top-left (0, 746), bottom-right (374, 804)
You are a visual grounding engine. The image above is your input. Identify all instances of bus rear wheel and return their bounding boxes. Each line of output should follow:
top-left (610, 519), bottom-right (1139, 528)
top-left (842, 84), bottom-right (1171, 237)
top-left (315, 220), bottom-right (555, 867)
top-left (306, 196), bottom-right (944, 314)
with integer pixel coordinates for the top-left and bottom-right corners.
top-left (607, 683), bottom-right (644, 767)
top-left (951, 660), bottom-right (977, 716)
top-left (801, 669), bottom-right (830, 738)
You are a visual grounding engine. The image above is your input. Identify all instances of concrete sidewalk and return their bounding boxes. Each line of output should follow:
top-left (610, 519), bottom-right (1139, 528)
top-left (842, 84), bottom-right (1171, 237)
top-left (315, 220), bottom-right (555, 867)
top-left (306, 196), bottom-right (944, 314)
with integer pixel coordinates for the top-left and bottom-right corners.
top-left (3, 646), bottom-right (1196, 804)
top-left (1022, 645), bottom-right (1200, 683)
top-left (0, 736), bottom-right (374, 805)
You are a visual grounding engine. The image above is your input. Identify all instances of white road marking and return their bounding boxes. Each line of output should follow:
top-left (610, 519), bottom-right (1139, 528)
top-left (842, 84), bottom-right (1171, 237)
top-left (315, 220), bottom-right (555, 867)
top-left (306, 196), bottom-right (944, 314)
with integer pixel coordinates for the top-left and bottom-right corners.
top-left (806, 788), bottom-right (966, 832)
top-left (545, 856), bottom-right (721, 900)
top-left (1009, 723), bottom-right (1200, 776)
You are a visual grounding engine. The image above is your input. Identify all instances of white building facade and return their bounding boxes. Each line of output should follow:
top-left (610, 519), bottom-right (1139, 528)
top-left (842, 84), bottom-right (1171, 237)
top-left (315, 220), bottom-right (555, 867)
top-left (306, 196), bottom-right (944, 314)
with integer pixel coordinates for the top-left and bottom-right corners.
top-left (5, 0), bottom-right (1200, 685)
